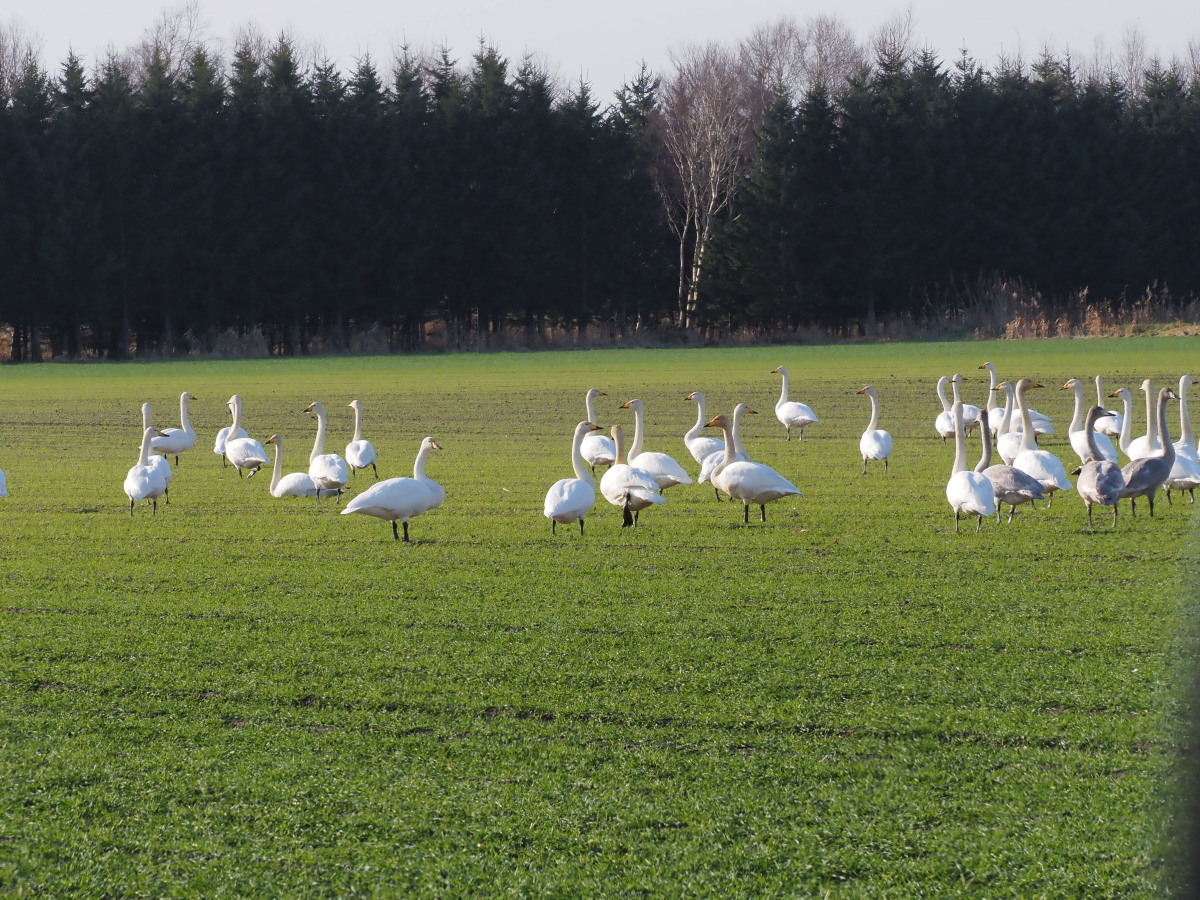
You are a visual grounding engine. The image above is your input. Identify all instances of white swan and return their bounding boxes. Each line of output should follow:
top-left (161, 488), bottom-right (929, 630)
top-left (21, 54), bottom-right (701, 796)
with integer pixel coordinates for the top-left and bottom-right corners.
top-left (933, 376), bottom-right (956, 441)
top-left (579, 389), bottom-right (616, 471)
top-left (223, 395), bottom-right (270, 478)
top-left (599, 424), bottom-right (666, 527)
top-left (1074, 406), bottom-right (1125, 527)
top-left (544, 421), bottom-right (602, 535)
top-left (991, 381), bottom-right (1023, 465)
top-left (140, 403), bottom-right (175, 500)
top-left (214, 398), bottom-right (249, 467)
top-left (945, 401), bottom-right (995, 532)
top-left (1125, 379), bottom-right (1161, 461)
top-left (771, 366), bottom-right (819, 440)
top-left (345, 400), bottom-right (378, 478)
top-left (949, 374), bottom-right (981, 435)
top-left (150, 391), bottom-right (196, 465)
top-left (683, 391), bottom-right (724, 464)
top-left (699, 403), bottom-right (756, 495)
top-left (125, 426), bottom-right (170, 515)
top-left (1110, 386), bottom-right (1137, 461)
top-left (1010, 379), bottom-right (1071, 505)
top-left (856, 385), bottom-right (893, 474)
top-left (1165, 374), bottom-right (1200, 503)
top-left (1092, 375), bottom-right (1123, 438)
top-left (705, 413), bottom-right (800, 522)
top-left (619, 399), bottom-right (692, 490)
top-left (977, 407), bottom-right (1047, 523)
top-left (304, 402), bottom-right (351, 498)
top-left (341, 436), bottom-right (444, 541)
top-left (265, 434), bottom-right (341, 499)
top-left (1062, 378), bottom-right (1118, 464)
top-left (1120, 387), bottom-right (1177, 517)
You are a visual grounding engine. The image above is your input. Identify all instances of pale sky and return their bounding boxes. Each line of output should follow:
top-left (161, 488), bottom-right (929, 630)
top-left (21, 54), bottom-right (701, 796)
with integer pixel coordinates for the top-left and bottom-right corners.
top-left (10, 1), bottom-right (1199, 100)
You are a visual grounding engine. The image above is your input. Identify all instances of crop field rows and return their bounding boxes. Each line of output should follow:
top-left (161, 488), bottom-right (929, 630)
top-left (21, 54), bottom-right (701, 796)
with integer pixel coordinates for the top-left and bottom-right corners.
top-left (1, 338), bottom-right (1198, 896)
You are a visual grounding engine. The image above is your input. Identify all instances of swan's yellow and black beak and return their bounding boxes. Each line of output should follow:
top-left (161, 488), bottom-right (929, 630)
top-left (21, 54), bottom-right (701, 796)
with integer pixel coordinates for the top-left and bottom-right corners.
top-left (587, 423), bottom-right (601, 431)
top-left (430, 440), bottom-right (444, 451)
top-left (747, 408), bottom-right (758, 414)
top-left (1029, 381), bottom-right (1044, 389)
top-left (977, 363), bottom-right (989, 370)
top-left (620, 401), bottom-right (632, 409)
top-left (304, 403), bottom-right (316, 413)
top-left (705, 415), bottom-right (728, 429)
top-left (1060, 382), bottom-right (1072, 390)
top-left (856, 387), bottom-right (867, 395)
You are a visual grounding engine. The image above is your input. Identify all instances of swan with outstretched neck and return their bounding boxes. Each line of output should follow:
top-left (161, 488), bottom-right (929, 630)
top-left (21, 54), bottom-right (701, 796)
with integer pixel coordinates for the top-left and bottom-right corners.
top-left (544, 421), bottom-right (602, 535)
top-left (579, 389), bottom-right (616, 471)
top-left (341, 437), bottom-right (444, 541)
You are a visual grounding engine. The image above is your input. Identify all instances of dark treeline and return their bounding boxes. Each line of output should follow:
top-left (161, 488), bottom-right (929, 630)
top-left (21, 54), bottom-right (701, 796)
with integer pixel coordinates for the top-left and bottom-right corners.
top-left (707, 47), bottom-right (1200, 331)
top-left (1, 30), bottom-right (1199, 360)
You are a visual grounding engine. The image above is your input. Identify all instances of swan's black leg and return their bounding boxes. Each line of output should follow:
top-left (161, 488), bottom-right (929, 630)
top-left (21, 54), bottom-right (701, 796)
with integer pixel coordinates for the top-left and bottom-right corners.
top-left (152, 499), bottom-right (157, 516)
top-left (578, 519), bottom-right (584, 536)
top-left (391, 521), bottom-right (399, 540)
top-left (129, 499), bottom-right (134, 517)
top-left (743, 503), bottom-right (749, 524)
top-left (975, 513), bottom-right (982, 532)
top-left (551, 521), bottom-right (557, 535)
top-left (714, 487), bottom-right (721, 501)
top-left (621, 501), bottom-right (633, 528)
top-left (402, 521), bottom-right (411, 542)
top-left (372, 463), bottom-right (378, 479)
top-left (1112, 504), bottom-right (1118, 525)
top-left (1148, 494), bottom-right (1156, 518)
top-left (760, 504), bottom-right (766, 522)
top-left (954, 510), bottom-right (960, 532)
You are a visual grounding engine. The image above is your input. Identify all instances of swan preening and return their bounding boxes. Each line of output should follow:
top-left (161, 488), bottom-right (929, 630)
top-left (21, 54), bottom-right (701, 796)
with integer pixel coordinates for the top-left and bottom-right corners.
top-left (304, 402), bottom-right (351, 498)
top-left (341, 436), bottom-right (444, 541)
top-left (599, 424), bottom-right (665, 527)
top-left (1073, 406), bottom-right (1125, 527)
top-left (150, 391), bottom-right (197, 465)
top-left (856, 385), bottom-right (892, 474)
top-left (705, 413), bottom-right (800, 522)
top-left (345, 400), bottom-right (378, 478)
top-left (771, 366), bottom-right (819, 440)
top-left (544, 421), bottom-right (602, 534)
top-left (125, 426), bottom-right (170, 515)
top-left (223, 395), bottom-right (269, 477)
top-left (945, 401), bottom-right (995, 532)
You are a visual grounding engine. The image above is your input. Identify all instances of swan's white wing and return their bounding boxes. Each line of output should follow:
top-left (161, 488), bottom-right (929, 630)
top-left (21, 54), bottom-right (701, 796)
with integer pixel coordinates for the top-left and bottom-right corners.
top-left (629, 451), bottom-right (692, 489)
top-left (345, 440), bottom-right (376, 470)
top-left (580, 433), bottom-right (616, 468)
top-left (342, 476), bottom-right (433, 520)
top-left (777, 401), bottom-right (818, 428)
top-left (859, 430), bottom-right (892, 462)
top-left (1014, 449), bottom-right (1072, 491)
top-left (685, 435), bottom-right (724, 465)
top-left (946, 470), bottom-right (996, 517)
top-left (309, 453), bottom-right (350, 489)
top-left (544, 478), bottom-right (596, 523)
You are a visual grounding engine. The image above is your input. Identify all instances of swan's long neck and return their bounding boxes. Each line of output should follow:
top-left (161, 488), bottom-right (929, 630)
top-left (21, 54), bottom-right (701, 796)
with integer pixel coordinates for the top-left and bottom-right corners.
top-left (628, 403), bottom-right (645, 459)
top-left (731, 407), bottom-right (749, 458)
top-left (570, 424), bottom-right (594, 485)
top-left (998, 385), bottom-right (1014, 435)
top-left (974, 410), bottom-right (992, 472)
top-left (685, 394), bottom-right (706, 442)
top-left (1143, 382), bottom-right (1160, 448)
top-left (950, 402), bottom-right (967, 475)
top-left (351, 404), bottom-right (364, 443)
top-left (585, 391), bottom-right (598, 425)
top-left (1084, 409), bottom-right (1105, 463)
top-left (310, 408), bottom-right (328, 462)
top-left (1158, 390), bottom-right (1176, 465)
top-left (714, 422), bottom-right (737, 477)
top-left (137, 428), bottom-right (154, 466)
top-left (141, 403), bottom-right (152, 431)
top-left (1068, 381), bottom-right (1085, 434)
top-left (1178, 376), bottom-right (1194, 446)
top-left (229, 398), bottom-right (244, 434)
top-left (269, 442), bottom-right (283, 492)
top-left (611, 427), bottom-right (627, 465)
top-left (1116, 391), bottom-right (1133, 452)
top-left (984, 365), bottom-right (998, 411)
top-left (777, 371), bottom-right (790, 410)
top-left (936, 377), bottom-right (951, 413)
top-left (950, 377), bottom-right (964, 409)
top-left (865, 389), bottom-right (880, 432)
top-left (1015, 382), bottom-right (1038, 453)
top-left (413, 444), bottom-right (432, 480)
top-left (179, 394), bottom-right (193, 434)
top-left (1094, 375), bottom-right (1106, 409)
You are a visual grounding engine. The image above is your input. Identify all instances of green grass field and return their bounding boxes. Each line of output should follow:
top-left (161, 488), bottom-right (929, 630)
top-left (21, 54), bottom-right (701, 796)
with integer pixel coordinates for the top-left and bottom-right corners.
top-left (1, 338), bottom-right (1198, 897)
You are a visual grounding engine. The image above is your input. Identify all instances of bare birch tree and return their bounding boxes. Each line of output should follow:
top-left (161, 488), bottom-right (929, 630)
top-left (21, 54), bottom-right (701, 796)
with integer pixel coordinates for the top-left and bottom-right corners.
top-left (740, 15), bottom-right (866, 100)
top-left (651, 42), bottom-right (766, 329)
